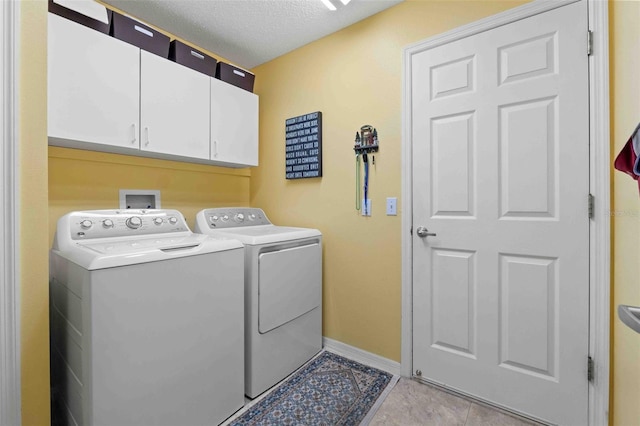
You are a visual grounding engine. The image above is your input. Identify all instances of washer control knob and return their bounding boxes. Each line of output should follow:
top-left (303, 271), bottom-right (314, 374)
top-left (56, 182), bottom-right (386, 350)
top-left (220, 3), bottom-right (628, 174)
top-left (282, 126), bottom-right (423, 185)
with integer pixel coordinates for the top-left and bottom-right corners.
top-left (222, 215), bottom-right (229, 222)
top-left (234, 213), bottom-right (245, 223)
top-left (248, 213), bottom-right (256, 221)
top-left (168, 216), bottom-right (178, 225)
top-left (210, 215), bottom-right (219, 222)
top-left (80, 220), bottom-right (93, 230)
top-left (153, 217), bottom-right (163, 226)
top-left (102, 219), bottom-right (114, 229)
top-left (125, 216), bottom-right (142, 229)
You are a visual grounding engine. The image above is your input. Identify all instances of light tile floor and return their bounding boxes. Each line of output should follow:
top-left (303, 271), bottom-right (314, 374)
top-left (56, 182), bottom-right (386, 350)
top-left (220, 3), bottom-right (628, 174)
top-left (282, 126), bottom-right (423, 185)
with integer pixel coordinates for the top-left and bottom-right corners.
top-left (370, 378), bottom-right (542, 426)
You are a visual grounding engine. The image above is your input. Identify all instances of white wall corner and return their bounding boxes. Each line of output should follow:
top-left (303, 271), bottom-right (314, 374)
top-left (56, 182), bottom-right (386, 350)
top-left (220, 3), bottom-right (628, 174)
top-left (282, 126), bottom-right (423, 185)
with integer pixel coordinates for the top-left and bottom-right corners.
top-left (0, 0), bottom-right (21, 425)
top-left (587, 1), bottom-right (610, 425)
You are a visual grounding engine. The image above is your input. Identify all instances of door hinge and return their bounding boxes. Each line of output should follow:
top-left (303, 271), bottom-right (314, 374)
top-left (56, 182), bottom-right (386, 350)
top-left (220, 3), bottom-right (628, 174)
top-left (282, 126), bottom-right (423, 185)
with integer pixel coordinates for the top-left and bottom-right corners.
top-left (588, 356), bottom-right (594, 382)
top-left (587, 30), bottom-right (593, 56)
top-left (588, 194), bottom-right (594, 219)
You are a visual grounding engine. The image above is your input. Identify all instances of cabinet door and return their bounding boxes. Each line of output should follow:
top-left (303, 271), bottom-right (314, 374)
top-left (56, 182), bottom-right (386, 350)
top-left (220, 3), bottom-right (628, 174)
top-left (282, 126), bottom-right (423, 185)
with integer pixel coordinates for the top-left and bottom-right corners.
top-left (48, 13), bottom-right (140, 149)
top-left (210, 78), bottom-right (259, 166)
top-left (140, 51), bottom-right (210, 160)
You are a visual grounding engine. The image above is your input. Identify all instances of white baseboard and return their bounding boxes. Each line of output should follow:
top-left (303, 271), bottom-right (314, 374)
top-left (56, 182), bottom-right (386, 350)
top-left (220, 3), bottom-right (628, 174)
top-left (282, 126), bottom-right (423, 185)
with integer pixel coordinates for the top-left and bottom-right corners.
top-left (322, 337), bottom-right (402, 376)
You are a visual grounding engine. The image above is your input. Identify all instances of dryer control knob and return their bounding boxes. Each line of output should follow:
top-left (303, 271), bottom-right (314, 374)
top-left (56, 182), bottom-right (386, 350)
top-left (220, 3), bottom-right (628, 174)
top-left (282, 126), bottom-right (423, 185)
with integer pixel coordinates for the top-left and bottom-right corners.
top-left (125, 216), bottom-right (143, 229)
top-left (222, 215), bottom-right (229, 221)
top-left (168, 216), bottom-right (178, 225)
top-left (102, 219), bottom-right (114, 229)
top-left (248, 213), bottom-right (256, 221)
top-left (210, 215), bottom-right (219, 222)
top-left (80, 220), bottom-right (93, 230)
top-left (153, 217), bottom-right (163, 226)
top-left (234, 213), bottom-right (245, 223)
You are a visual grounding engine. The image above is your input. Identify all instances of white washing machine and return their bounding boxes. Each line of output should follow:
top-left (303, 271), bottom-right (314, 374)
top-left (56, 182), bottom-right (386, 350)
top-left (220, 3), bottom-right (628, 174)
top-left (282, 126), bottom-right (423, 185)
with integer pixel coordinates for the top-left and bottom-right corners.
top-left (194, 207), bottom-right (322, 398)
top-left (49, 209), bottom-right (245, 426)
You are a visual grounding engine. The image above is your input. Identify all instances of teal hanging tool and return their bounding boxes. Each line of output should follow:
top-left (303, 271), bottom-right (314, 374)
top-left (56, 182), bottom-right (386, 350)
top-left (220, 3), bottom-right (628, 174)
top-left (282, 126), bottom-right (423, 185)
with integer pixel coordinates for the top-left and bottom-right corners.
top-left (363, 152), bottom-right (369, 215)
top-left (356, 158), bottom-right (361, 210)
top-left (355, 131), bottom-right (361, 210)
top-left (353, 126), bottom-right (380, 214)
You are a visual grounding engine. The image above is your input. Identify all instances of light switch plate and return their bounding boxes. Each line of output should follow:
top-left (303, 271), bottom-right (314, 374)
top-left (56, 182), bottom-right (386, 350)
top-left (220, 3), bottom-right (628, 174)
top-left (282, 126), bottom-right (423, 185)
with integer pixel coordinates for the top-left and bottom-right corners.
top-left (386, 197), bottom-right (397, 215)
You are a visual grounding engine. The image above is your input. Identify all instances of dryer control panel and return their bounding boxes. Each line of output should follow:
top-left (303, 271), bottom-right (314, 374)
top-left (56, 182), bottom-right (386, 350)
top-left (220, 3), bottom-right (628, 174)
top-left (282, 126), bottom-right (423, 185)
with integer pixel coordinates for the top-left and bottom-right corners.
top-left (59, 209), bottom-right (190, 240)
top-left (202, 208), bottom-right (271, 229)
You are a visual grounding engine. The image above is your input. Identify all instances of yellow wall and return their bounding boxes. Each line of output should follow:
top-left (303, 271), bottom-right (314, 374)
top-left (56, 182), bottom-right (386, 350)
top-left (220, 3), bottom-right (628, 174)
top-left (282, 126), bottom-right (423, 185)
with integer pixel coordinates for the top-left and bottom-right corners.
top-left (610, 1), bottom-right (640, 425)
top-left (20, 0), bottom-right (640, 424)
top-left (48, 148), bottom-right (251, 243)
top-left (252, 0), bottom-right (527, 361)
top-left (20, 0), bottom-right (51, 424)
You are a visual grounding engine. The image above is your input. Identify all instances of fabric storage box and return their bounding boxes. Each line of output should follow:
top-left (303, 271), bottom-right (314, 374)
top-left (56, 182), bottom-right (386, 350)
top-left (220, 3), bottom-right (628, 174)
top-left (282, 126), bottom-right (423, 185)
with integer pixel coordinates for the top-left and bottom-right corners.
top-left (48, 0), bottom-right (112, 34)
top-left (216, 62), bottom-right (255, 92)
top-left (110, 12), bottom-right (170, 58)
top-left (169, 40), bottom-right (217, 77)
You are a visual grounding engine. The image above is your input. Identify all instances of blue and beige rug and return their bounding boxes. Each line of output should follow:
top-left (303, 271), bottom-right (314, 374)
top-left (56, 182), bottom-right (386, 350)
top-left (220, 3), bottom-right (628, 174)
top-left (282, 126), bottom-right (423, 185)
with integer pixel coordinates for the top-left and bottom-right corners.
top-left (228, 351), bottom-right (399, 426)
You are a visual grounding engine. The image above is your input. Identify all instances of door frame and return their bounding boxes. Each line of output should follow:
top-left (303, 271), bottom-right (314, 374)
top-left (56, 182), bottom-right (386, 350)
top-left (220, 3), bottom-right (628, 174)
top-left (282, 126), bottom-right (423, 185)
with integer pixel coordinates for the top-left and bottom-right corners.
top-left (400, 1), bottom-right (610, 425)
top-left (0, 0), bottom-right (21, 425)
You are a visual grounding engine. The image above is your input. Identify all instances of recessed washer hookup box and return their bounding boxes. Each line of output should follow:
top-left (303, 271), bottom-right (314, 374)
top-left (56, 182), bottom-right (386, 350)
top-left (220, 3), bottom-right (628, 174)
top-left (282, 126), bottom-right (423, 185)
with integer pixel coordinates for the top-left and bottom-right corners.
top-left (110, 12), bottom-right (170, 58)
top-left (169, 40), bottom-right (217, 77)
top-left (215, 62), bottom-right (255, 93)
top-left (48, 0), bottom-right (113, 34)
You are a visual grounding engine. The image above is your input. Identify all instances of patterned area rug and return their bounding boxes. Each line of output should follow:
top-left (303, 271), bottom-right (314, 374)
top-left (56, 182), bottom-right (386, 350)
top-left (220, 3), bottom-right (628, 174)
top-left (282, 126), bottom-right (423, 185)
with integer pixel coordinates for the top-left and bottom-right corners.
top-left (229, 351), bottom-right (398, 426)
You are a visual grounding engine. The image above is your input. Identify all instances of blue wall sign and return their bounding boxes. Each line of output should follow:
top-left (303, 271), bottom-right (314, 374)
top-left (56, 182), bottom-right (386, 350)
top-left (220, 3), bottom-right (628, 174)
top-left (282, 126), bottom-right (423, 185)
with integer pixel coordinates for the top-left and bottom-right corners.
top-left (285, 111), bottom-right (322, 179)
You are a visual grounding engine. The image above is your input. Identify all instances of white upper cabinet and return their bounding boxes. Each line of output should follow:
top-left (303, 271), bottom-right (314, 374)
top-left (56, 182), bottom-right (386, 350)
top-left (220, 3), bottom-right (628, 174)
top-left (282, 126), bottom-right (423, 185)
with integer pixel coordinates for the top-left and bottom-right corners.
top-left (48, 13), bottom-right (140, 150)
top-left (48, 13), bottom-right (258, 167)
top-left (140, 51), bottom-right (210, 160)
top-left (210, 77), bottom-right (259, 167)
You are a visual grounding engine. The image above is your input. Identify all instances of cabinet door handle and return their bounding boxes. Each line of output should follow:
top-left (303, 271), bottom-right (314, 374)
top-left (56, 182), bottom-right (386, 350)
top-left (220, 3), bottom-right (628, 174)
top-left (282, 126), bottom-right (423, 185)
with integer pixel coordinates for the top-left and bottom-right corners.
top-left (145, 127), bottom-right (150, 146)
top-left (213, 140), bottom-right (218, 157)
top-left (131, 123), bottom-right (137, 144)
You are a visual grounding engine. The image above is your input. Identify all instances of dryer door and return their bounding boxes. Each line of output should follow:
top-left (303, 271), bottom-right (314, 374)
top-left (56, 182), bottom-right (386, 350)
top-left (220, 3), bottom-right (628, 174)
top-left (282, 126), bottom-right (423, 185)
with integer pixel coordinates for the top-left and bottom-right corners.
top-left (258, 243), bottom-right (321, 333)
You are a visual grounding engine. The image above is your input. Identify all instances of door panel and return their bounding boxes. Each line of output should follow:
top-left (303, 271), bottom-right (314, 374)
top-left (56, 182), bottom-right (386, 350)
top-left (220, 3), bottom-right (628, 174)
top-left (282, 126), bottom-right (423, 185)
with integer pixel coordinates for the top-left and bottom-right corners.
top-left (411, 2), bottom-right (589, 424)
top-left (431, 113), bottom-right (475, 217)
top-left (431, 56), bottom-right (475, 99)
top-left (498, 33), bottom-right (557, 84)
top-left (431, 248), bottom-right (477, 358)
top-left (499, 254), bottom-right (558, 378)
top-left (499, 98), bottom-right (557, 218)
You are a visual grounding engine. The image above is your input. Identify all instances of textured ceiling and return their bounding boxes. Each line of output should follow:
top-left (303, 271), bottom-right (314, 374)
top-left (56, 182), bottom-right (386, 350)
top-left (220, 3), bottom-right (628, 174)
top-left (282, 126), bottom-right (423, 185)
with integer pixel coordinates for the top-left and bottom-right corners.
top-left (101, 0), bottom-right (404, 69)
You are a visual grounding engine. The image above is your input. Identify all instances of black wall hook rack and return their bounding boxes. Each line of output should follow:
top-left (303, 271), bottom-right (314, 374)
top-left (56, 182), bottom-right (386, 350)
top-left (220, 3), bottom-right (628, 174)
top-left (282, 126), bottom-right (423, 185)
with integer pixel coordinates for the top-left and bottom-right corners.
top-left (354, 125), bottom-right (380, 155)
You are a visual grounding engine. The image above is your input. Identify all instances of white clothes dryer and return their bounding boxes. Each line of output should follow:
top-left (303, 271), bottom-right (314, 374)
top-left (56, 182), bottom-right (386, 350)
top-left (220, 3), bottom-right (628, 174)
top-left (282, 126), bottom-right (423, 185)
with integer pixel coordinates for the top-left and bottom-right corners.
top-left (194, 207), bottom-right (322, 398)
top-left (49, 209), bottom-right (245, 426)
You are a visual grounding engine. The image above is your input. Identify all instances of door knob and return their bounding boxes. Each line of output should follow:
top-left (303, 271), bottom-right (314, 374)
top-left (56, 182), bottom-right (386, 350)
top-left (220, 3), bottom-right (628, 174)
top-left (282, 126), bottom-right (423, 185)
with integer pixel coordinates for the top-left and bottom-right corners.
top-left (416, 226), bottom-right (436, 238)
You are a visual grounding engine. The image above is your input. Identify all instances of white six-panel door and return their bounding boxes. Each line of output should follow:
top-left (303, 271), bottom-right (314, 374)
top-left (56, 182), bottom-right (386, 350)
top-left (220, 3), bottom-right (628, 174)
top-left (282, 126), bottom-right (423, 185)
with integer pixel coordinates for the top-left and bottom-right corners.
top-left (411, 2), bottom-right (589, 424)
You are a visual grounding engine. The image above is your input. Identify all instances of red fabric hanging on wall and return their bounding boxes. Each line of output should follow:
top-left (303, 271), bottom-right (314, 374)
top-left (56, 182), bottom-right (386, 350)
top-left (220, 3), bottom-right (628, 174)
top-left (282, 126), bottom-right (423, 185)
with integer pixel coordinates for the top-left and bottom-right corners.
top-left (614, 124), bottom-right (640, 194)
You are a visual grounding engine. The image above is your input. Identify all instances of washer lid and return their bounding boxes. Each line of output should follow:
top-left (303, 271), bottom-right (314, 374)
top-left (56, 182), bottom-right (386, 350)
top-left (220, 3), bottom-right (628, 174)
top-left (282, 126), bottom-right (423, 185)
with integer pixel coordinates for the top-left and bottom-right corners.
top-left (53, 234), bottom-right (243, 270)
top-left (203, 225), bottom-right (321, 245)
